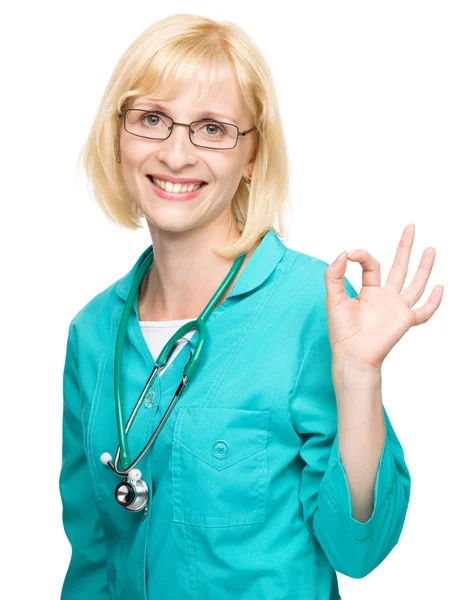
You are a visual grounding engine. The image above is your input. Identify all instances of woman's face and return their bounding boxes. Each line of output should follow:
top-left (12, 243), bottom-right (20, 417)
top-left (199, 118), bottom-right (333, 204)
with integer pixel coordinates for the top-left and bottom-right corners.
top-left (119, 67), bottom-right (255, 235)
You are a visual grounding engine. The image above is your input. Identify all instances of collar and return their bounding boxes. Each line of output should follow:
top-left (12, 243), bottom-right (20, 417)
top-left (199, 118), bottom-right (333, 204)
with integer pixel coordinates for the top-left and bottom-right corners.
top-left (115, 228), bottom-right (288, 302)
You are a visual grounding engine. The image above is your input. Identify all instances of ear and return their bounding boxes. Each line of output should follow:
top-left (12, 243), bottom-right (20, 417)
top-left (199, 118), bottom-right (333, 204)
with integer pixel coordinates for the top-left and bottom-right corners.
top-left (245, 155), bottom-right (255, 177)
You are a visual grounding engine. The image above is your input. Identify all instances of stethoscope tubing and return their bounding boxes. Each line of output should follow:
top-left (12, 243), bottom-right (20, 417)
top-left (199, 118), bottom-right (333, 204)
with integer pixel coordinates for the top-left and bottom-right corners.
top-left (112, 247), bottom-right (246, 473)
top-left (109, 373), bottom-right (187, 476)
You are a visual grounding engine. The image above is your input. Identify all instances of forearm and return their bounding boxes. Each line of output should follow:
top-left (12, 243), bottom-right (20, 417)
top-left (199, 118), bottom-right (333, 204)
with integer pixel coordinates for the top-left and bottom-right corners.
top-left (332, 356), bottom-right (386, 523)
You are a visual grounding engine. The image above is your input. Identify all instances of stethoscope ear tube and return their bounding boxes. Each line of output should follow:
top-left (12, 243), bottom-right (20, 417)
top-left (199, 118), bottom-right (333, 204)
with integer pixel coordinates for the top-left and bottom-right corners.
top-left (110, 375), bottom-right (188, 476)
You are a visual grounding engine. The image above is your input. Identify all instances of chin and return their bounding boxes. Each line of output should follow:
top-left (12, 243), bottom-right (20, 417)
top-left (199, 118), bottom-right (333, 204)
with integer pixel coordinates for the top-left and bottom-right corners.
top-left (143, 214), bottom-right (198, 234)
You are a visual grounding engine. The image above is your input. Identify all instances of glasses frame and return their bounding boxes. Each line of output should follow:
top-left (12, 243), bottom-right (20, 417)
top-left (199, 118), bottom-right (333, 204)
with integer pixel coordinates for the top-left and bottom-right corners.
top-left (118, 109), bottom-right (257, 150)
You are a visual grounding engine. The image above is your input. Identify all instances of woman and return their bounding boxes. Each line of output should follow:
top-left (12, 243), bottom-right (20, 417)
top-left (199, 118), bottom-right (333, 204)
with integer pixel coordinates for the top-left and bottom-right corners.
top-left (59, 13), bottom-right (443, 600)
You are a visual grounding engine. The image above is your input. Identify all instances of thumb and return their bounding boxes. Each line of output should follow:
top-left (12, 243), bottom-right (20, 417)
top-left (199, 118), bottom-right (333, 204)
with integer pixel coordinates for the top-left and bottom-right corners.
top-left (324, 250), bottom-right (350, 302)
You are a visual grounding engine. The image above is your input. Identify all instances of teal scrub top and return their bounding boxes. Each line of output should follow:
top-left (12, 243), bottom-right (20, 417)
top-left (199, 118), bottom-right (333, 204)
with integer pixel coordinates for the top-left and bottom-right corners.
top-left (59, 229), bottom-right (411, 600)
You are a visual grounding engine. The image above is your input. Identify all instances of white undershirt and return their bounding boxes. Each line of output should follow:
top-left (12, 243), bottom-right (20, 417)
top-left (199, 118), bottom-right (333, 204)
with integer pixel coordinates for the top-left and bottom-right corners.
top-left (139, 318), bottom-right (196, 375)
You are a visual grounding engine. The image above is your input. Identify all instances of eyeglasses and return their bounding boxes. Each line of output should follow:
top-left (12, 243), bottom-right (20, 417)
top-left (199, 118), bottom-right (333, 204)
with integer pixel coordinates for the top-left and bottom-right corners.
top-left (118, 109), bottom-right (257, 150)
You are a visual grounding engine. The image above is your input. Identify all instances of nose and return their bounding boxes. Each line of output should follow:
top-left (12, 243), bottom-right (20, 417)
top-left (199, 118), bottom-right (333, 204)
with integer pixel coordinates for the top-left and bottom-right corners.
top-left (167, 122), bottom-right (194, 149)
top-left (156, 122), bottom-right (198, 167)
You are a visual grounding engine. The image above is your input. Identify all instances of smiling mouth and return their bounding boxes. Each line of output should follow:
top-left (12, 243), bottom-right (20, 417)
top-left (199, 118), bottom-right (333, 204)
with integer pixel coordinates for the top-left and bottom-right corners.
top-left (146, 175), bottom-right (207, 192)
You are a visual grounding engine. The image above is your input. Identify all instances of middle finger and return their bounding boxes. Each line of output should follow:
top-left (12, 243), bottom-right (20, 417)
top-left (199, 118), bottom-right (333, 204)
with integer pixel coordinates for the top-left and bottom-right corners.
top-left (385, 223), bottom-right (415, 292)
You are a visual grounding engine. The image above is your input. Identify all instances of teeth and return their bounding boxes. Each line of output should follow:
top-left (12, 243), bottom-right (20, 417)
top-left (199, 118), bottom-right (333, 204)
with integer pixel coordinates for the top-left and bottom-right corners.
top-left (152, 177), bottom-right (203, 193)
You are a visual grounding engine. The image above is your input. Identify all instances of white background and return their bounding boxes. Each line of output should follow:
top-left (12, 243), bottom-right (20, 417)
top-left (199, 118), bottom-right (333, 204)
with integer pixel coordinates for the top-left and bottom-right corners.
top-left (1, 1), bottom-right (458, 598)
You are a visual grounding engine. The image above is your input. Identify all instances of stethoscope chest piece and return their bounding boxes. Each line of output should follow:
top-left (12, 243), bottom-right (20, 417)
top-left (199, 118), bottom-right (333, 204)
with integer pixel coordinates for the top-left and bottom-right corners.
top-left (115, 477), bottom-right (149, 512)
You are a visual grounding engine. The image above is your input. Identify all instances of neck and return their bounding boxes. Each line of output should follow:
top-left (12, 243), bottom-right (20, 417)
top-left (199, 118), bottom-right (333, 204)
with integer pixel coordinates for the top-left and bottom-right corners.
top-left (138, 218), bottom-right (259, 322)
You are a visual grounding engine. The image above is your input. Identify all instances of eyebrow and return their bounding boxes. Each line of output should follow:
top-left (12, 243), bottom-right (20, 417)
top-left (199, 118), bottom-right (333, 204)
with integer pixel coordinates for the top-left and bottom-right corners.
top-left (132, 100), bottom-right (237, 124)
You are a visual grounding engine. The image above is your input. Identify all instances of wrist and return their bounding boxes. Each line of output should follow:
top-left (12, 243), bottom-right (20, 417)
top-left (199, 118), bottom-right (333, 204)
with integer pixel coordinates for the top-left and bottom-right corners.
top-left (332, 354), bottom-right (382, 391)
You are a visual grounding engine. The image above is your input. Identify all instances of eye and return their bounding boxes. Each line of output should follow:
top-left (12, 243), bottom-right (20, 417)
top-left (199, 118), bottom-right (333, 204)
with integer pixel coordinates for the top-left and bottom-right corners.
top-left (197, 121), bottom-right (226, 136)
top-left (141, 112), bottom-right (163, 127)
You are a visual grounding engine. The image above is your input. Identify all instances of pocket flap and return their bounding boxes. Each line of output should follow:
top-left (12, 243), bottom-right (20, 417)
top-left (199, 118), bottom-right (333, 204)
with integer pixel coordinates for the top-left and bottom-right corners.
top-left (173, 407), bottom-right (271, 470)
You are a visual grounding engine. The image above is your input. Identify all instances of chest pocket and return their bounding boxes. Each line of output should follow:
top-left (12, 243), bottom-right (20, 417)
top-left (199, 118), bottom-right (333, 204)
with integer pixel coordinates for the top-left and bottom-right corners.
top-left (172, 407), bottom-right (271, 527)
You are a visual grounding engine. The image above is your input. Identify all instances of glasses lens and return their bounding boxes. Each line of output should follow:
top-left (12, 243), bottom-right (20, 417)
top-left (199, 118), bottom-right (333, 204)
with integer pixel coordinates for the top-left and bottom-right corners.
top-left (191, 120), bottom-right (238, 149)
top-left (124, 111), bottom-right (239, 149)
top-left (125, 110), bottom-right (172, 139)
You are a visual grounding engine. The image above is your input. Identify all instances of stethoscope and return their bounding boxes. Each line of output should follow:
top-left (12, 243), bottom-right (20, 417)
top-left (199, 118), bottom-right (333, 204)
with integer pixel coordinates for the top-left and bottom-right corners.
top-left (99, 245), bottom-right (247, 513)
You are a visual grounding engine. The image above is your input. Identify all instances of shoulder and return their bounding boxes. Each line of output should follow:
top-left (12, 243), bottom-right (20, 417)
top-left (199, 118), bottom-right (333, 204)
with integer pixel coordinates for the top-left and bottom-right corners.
top-left (67, 245), bottom-right (151, 344)
top-left (69, 280), bottom-right (118, 330)
top-left (284, 246), bottom-right (358, 301)
top-left (276, 247), bottom-right (358, 341)
top-left (66, 279), bottom-right (120, 354)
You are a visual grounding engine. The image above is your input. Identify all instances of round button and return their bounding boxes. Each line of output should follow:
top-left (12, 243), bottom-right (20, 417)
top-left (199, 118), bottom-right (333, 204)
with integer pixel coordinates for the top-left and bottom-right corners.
top-left (144, 391), bottom-right (155, 408)
top-left (212, 440), bottom-right (229, 458)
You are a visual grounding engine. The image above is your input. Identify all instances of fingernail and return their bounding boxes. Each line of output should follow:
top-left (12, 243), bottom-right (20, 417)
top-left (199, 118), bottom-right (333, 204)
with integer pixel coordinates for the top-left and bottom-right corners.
top-left (335, 250), bottom-right (347, 261)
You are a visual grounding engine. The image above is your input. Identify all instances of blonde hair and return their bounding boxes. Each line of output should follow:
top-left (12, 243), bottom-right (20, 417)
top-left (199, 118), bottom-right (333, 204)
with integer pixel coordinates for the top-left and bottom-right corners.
top-left (78, 13), bottom-right (292, 258)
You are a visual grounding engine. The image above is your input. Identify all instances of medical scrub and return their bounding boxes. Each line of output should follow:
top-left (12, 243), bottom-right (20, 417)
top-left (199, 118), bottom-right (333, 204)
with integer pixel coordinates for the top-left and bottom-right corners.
top-left (59, 228), bottom-right (411, 600)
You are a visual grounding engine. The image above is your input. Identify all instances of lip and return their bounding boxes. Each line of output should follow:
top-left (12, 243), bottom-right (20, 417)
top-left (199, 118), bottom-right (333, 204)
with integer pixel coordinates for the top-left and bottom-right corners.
top-left (146, 175), bottom-right (207, 202)
top-left (149, 173), bottom-right (206, 184)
